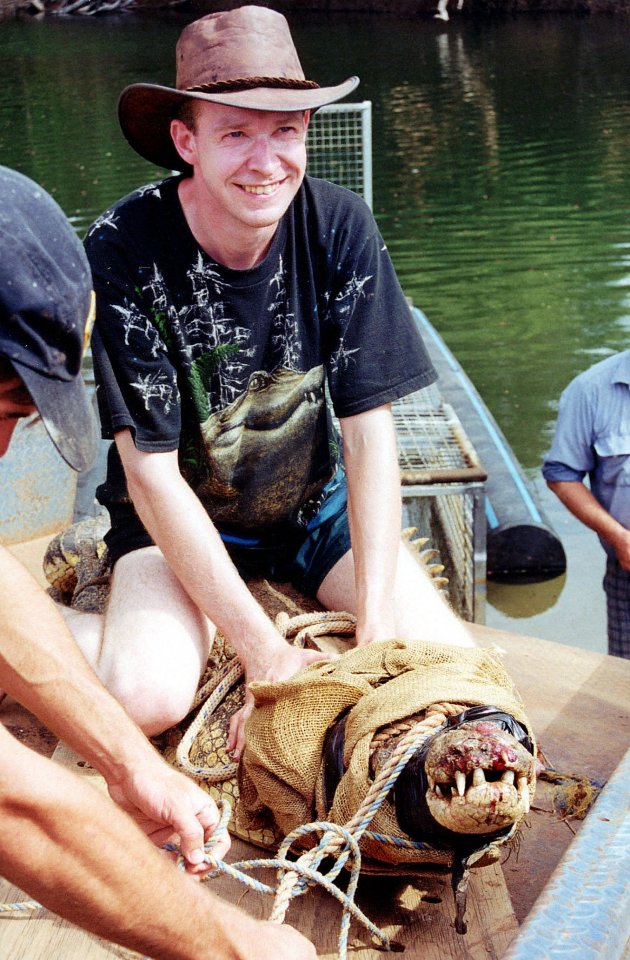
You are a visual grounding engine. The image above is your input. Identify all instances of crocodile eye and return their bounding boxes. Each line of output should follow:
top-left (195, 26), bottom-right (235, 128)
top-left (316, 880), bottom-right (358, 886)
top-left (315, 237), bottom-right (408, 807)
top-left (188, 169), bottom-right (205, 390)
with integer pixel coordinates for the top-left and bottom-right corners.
top-left (248, 373), bottom-right (269, 392)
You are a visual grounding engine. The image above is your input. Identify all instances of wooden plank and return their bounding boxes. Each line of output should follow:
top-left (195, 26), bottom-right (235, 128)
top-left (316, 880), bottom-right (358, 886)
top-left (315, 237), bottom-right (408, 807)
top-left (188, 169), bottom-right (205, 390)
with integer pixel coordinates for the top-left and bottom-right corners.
top-left (0, 883), bottom-right (128, 960)
top-left (207, 837), bottom-right (518, 960)
top-left (471, 624), bottom-right (630, 922)
top-left (0, 743), bottom-right (518, 959)
top-left (4, 625), bottom-right (628, 956)
top-left (7, 534), bottom-right (56, 590)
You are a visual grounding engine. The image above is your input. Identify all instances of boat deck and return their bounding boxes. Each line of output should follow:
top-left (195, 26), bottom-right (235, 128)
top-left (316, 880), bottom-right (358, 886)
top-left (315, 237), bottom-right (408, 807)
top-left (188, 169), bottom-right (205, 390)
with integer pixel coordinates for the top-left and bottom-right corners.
top-left (1, 538), bottom-right (629, 959)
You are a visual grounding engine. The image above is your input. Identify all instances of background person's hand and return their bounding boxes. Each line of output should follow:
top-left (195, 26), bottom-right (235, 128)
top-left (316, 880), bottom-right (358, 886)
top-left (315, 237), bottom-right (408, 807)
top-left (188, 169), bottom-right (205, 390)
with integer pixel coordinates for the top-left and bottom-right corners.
top-left (612, 526), bottom-right (630, 570)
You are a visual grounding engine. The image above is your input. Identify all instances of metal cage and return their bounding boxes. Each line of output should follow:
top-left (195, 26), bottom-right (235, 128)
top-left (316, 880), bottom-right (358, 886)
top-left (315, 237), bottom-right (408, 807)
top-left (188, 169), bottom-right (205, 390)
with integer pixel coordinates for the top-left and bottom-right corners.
top-left (308, 102), bottom-right (487, 621)
top-left (394, 383), bottom-right (487, 623)
top-left (307, 102), bottom-right (373, 209)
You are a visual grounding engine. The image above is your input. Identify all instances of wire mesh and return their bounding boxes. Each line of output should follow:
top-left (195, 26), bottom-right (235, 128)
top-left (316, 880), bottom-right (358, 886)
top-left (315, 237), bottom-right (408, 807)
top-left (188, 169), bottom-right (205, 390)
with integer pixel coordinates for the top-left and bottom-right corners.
top-left (307, 103), bottom-right (373, 208)
top-left (393, 385), bottom-right (485, 482)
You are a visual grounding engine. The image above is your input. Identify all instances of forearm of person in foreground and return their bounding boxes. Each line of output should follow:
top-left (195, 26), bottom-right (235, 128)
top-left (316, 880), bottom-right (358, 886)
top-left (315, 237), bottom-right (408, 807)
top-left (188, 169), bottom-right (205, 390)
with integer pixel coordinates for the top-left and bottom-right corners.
top-left (0, 727), bottom-right (317, 960)
top-left (0, 545), bottom-right (226, 870)
top-left (547, 480), bottom-right (630, 569)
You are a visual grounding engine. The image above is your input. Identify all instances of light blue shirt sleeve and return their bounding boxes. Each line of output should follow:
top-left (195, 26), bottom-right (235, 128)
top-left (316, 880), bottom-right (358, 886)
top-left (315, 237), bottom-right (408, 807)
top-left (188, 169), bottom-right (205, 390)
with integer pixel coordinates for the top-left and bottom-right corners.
top-left (541, 375), bottom-right (596, 483)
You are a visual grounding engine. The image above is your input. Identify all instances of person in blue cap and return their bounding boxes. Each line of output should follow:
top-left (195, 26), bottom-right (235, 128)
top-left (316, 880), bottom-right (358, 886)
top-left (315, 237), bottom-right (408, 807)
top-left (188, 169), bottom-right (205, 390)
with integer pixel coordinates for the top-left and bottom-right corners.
top-left (0, 165), bottom-right (315, 960)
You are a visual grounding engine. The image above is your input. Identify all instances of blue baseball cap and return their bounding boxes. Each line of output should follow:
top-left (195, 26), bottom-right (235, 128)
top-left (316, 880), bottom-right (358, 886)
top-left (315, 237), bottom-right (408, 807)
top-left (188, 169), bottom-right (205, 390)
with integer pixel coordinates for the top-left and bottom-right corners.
top-left (0, 166), bottom-right (98, 472)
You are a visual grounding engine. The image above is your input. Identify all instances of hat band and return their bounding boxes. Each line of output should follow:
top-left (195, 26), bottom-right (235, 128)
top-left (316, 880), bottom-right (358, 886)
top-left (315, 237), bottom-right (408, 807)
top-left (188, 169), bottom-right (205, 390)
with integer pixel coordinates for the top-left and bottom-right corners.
top-left (185, 77), bottom-right (320, 94)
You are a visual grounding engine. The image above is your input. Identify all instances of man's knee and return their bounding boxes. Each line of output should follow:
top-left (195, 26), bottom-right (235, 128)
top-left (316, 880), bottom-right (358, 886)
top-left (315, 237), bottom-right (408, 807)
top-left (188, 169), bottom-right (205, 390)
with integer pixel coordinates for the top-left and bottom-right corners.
top-left (99, 547), bottom-right (212, 734)
top-left (102, 662), bottom-right (196, 735)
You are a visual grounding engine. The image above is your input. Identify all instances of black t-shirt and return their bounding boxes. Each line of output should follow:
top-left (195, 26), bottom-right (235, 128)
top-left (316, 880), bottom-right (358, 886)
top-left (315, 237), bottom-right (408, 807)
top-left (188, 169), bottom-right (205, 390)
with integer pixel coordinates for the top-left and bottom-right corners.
top-left (86, 174), bottom-right (435, 556)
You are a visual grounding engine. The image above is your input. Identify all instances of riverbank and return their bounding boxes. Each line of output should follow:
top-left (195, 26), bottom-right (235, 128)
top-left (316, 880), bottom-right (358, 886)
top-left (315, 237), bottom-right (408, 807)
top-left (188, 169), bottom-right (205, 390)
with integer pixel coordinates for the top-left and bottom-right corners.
top-left (2, 0), bottom-right (629, 18)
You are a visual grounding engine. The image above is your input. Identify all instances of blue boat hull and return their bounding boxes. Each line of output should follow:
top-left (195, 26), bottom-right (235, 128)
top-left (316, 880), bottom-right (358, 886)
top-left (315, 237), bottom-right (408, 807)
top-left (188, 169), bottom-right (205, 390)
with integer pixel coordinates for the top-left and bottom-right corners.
top-left (412, 307), bottom-right (566, 583)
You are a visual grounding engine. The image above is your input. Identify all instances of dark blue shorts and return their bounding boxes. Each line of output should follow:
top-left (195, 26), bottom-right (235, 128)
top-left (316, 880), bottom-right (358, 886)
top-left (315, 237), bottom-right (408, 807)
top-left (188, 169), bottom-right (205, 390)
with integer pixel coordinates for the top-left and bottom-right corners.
top-left (219, 469), bottom-right (351, 596)
top-left (107, 471), bottom-right (350, 598)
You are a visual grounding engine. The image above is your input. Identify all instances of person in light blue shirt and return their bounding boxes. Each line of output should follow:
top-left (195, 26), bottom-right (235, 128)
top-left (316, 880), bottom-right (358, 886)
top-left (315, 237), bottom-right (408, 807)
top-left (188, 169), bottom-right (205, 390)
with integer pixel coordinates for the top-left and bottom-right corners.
top-left (542, 350), bottom-right (630, 658)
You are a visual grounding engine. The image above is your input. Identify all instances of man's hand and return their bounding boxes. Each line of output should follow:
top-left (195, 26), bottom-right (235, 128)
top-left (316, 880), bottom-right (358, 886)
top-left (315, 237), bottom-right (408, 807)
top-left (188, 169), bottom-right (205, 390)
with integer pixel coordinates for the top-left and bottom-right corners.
top-left (106, 757), bottom-right (230, 874)
top-left (227, 642), bottom-right (336, 760)
top-left (612, 526), bottom-right (630, 570)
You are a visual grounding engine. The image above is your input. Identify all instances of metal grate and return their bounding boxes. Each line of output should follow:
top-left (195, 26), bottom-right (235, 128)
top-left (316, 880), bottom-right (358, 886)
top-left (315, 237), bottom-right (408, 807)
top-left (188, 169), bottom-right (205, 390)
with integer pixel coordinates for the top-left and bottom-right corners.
top-left (307, 102), bottom-right (373, 209)
top-left (394, 384), bottom-right (486, 483)
top-left (395, 387), bottom-right (487, 623)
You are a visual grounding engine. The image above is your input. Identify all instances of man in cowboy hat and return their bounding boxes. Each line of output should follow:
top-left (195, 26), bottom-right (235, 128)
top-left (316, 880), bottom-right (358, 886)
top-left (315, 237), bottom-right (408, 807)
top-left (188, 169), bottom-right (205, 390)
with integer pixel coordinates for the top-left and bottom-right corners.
top-left (79, 5), bottom-right (475, 757)
top-left (0, 165), bottom-right (315, 960)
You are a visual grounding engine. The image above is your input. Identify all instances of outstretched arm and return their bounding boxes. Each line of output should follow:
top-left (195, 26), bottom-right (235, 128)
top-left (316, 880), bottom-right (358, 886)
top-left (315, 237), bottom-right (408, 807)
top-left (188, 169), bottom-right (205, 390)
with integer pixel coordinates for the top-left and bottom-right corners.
top-left (339, 404), bottom-right (475, 648)
top-left (115, 429), bottom-right (333, 758)
top-left (0, 726), bottom-right (316, 960)
top-left (339, 404), bottom-right (401, 644)
top-left (547, 479), bottom-right (630, 569)
top-left (0, 545), bottom-right (225, 869)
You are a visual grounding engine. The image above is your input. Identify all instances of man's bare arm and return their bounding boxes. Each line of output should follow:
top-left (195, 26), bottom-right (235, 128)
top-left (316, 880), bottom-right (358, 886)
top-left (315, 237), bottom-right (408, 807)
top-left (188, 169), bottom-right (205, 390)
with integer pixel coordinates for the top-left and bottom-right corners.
top-left (339, 404), bottom-right (401, 644)
top-left (0, 544), bottom-right (230, 868)
top-left (547, 479), bottom-right (630, 569)
top-left (0, 727), bottom-right (316, 960)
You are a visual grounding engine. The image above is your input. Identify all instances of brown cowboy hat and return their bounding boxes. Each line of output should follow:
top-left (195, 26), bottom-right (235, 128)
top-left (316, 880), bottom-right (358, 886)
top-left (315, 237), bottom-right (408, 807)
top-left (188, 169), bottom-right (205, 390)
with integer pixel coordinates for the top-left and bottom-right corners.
top-left (118, 6), bottom-right (360, 172)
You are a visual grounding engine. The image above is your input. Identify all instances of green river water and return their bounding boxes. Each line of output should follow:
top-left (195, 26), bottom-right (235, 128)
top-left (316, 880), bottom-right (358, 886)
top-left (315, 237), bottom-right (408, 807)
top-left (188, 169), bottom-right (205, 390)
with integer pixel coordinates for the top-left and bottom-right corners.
top-left (1, 11), bottom-right (629, 653)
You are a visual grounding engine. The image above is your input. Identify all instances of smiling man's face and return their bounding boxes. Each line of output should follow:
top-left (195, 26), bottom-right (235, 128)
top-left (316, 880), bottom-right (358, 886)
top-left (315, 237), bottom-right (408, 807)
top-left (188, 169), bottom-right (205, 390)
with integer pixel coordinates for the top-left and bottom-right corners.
top-left (171, 102), bottom-right (309, 236)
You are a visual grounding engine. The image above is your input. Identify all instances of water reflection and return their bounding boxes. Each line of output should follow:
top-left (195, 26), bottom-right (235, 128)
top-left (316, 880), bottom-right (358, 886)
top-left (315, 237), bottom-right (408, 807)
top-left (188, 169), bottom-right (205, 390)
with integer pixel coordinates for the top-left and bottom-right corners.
top-left (487, 573), bottom-right (565, 619)
top-left (1, 12), bottom-right (628, 651)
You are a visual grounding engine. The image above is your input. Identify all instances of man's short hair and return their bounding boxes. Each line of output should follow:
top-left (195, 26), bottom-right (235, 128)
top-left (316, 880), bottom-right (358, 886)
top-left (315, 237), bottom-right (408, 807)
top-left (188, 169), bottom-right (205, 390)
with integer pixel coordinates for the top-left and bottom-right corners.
top-left (178, 99), bottom-right (199, 132)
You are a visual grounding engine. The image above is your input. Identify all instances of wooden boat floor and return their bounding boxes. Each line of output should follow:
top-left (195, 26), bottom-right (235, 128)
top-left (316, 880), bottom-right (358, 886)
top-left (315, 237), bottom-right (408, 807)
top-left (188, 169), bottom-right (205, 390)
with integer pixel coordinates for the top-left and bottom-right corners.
top-left (1, 537), bottom-right (629, 958)
top-left (0, 743), bottom-right (520, 959)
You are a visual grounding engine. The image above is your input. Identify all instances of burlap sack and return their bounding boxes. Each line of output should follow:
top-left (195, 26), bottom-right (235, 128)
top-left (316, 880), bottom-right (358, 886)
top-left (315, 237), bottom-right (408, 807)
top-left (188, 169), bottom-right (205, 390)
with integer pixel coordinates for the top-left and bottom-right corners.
top-left (238, 639), bottom-right (533, 865)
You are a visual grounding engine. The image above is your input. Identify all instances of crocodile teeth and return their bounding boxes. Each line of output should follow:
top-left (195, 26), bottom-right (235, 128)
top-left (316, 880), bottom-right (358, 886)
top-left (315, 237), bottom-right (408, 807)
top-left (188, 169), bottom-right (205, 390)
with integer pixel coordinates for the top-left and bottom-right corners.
top-left (430, 767), bottom-right (529, 808)
top-left (472, 767), bottom-right (486, 787)
top-left (517, 776), bottom-right (530, 813)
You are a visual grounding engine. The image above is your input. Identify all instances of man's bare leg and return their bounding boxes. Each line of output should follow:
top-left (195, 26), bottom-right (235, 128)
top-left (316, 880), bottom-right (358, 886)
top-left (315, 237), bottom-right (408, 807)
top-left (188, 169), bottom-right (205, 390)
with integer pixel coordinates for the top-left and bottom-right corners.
top-left (58, 606), bottom-right (103, 666)
top-left (63, 546), bottom-right (214, 736)
top-left (317, 541), bottom-right (476, 647)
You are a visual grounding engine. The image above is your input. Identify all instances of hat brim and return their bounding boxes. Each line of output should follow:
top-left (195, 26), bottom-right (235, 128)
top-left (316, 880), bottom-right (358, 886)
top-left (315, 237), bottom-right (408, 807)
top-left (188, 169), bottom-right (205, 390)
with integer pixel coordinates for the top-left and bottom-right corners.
top-left (118, 77), bottom-right (360, 171)
top-left (14, 361), bottom-right (99, 473)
